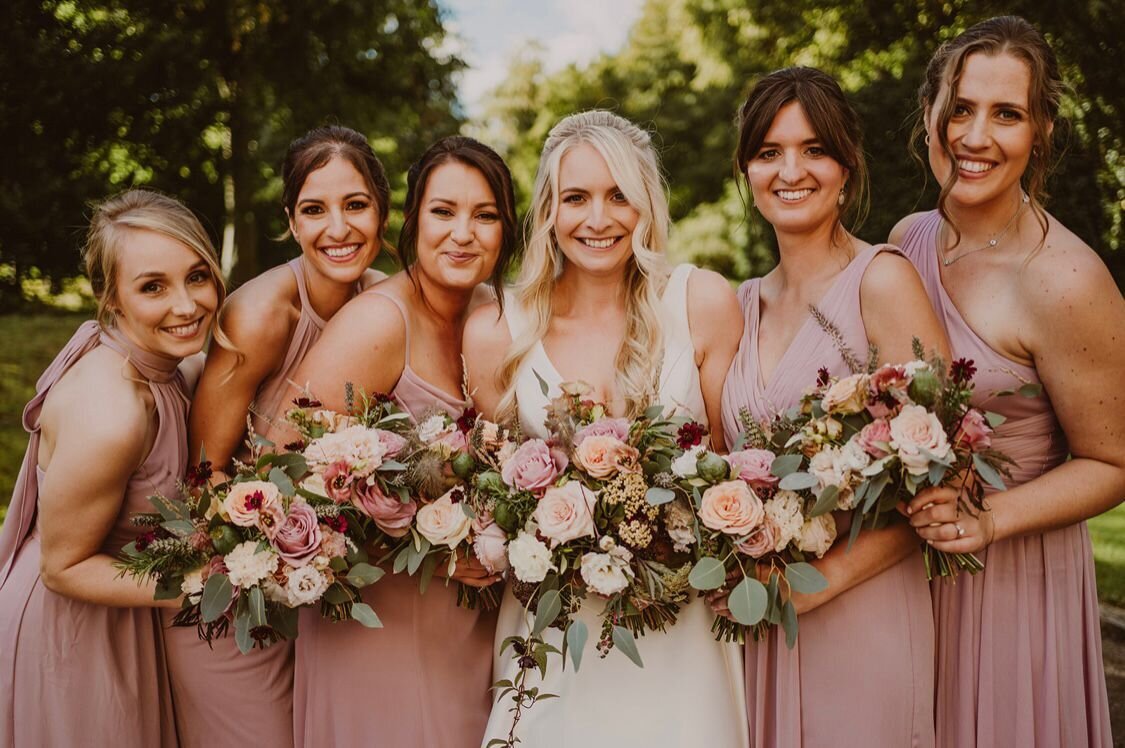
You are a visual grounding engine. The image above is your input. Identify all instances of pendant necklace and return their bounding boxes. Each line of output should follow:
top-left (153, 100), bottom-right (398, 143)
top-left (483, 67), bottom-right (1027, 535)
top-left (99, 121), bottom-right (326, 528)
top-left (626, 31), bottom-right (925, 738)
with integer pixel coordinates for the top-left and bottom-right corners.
top-left (941, 193), bottom-right (1030, 267)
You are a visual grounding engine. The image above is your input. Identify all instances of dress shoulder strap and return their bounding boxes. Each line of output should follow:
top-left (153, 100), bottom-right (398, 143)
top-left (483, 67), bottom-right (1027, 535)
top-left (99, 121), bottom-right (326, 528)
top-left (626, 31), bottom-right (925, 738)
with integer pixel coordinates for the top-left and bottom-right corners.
top-left (289, 257), bottom-right (328, 328)
top-left (501, 288), bottom-right (528, 343)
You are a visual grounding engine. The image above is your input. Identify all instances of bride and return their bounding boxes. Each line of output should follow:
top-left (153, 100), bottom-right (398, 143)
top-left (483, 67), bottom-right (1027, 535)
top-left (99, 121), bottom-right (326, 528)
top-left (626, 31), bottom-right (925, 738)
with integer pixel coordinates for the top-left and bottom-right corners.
top-left (463, 110), bottom-right (749, 747)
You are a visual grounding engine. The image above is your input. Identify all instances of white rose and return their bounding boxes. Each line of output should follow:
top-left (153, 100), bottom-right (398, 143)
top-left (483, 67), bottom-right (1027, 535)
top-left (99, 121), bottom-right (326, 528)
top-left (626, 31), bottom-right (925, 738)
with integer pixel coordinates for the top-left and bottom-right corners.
top-left (808, 446), bottom-right (845, 490)
top-left (301, 472), bottom-right (329, 498)
top-left (181, 568), bottom-right (204, 599)
top-left (671, 444), bottom-right (706, 478)
top-left (532, 482), bottom-right (597, 548)
top-left (889, 404), bottom-right (952, 476)
top-left (417, 415), bottom-right (448, 444)
top-left (763, 490), bottom-right (805, 552)
top-left (796, 513), bottom-right (837, 558)
top-left (508, 531), bottom-right (555, 583)
top-left (415, 491), bottom-right (473, 549)
top-left (580, 551), bottom-right (634, 596)
top-left (224, 541), bottom-right (279, 588)
top-left (261, 575), bottom-right (289, 604)
top-left (839, 440), bottom-right (871, 473)
top-left (285, 565), bottom-right (331, 607)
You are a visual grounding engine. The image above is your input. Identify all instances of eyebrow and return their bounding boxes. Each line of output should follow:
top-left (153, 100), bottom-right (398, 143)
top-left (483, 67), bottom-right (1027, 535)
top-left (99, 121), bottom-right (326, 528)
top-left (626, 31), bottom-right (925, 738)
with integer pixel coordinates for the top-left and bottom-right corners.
top-left (297, 191), bottom-right (371, 206)
top-left (132, 260), bottom-right (208, 282)
top-left (956, 96), bottom-right (1029, 111)
top-left (427, 197), bottom-right (498, 209)
top-left (759, 138), bottom-right (822, 148)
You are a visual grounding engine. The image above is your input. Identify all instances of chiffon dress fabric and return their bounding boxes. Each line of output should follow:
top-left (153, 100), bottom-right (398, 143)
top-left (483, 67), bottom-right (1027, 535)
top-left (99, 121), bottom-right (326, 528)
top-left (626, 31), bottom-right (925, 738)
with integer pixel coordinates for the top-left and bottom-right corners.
top-left (482, 264), bottom-right (750, 748)
top-left (162, 257), bottom-right (340, 748)
top-left (0, 321), bottom-right (181, 748)
top-left (293, 289), bottom-right (498, 748)
top-left (899, 211), bottom-right (1112, 747)
top-left (720, 245), bottom-right (935, 748)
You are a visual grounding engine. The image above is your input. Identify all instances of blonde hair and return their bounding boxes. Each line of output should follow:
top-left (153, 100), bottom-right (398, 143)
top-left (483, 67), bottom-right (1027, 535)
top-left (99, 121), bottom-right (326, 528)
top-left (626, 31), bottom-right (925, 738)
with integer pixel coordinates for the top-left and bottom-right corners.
top-left (84, 189), bottom-right (236, 354)
top-left (496, 110), bottom-right (672, 422)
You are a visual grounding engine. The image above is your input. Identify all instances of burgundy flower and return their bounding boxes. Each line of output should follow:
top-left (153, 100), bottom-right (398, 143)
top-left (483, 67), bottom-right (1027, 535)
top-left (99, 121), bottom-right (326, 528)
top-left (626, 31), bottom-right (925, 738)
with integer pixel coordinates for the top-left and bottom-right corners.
top-left (326, 515), bottom-right (348, 534)
top-left (135, 531), bottom-right (157, 552)
top-left (951, 358), bottom-right (977, 385)
top-left (292, 396), bottom-right (322, 408)
top-left (284, 440), bottom-right (307, 452)
top-left (373, 392), bottom-right (394, 404)
top-left (676, 421), bottom-right (708, 450)
top-left (457, 407), bottom-right (478, 434)
top-left (185, 461), bottom-right (213, 488)
top-left (448, 487), bottom-right (466, 504)
top-left (816, 367), bottom-right (831, 387)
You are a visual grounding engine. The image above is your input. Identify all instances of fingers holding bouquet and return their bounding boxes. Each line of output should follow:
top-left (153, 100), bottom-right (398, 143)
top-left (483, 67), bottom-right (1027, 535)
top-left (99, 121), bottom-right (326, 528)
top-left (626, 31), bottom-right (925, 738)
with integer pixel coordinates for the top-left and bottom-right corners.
top-left (908, 486), bottom-right (996, 554)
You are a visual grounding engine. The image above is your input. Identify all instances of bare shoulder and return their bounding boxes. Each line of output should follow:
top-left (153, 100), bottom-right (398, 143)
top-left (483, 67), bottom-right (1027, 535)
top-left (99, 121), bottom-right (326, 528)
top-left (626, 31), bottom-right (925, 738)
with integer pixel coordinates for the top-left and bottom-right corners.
top-left (360, 268), bottom-right (388, 289)
top-left (1019, 223), bottom-right (1120, 318)
top-left (686, 267), bottom-right (741, 326)
top-left (321, 288), bottom-right (407, 348)
top-left (862, 248), bottom-right (924, 294)
top-left (888, 212), bottom-right (929, 246)
top-left (464, 300), bottom-right (510, 350)
top-left (221, 263), bottom-right (301, 352)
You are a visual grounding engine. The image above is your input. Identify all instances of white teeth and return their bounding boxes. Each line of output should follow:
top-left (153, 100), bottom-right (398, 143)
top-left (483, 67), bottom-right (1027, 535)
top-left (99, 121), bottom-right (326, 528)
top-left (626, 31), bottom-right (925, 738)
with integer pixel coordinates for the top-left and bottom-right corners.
top-left (323, 244), bottom-right (360, 258)
top-left (165, 320), bottom-right (201, 337)
top-left (777, 189), bottom-right (813, 201)
top-left (580, 238), bottom-right (616, 249)
top-left (959, 160), bottom-right (995, 174)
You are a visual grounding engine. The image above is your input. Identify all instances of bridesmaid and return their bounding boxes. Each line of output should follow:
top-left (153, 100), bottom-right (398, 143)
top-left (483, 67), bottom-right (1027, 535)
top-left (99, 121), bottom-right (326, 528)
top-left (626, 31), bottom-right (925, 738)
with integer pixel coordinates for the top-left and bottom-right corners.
top-left (169, 125), bottom-right (391, 748)
top-left (892, 16), bottom-right (1123, 747)
top-left (289, 135), bottom-right (518, 747)
top-left (0, 190), bottom-right (226, 747)
top-left (464, 110), bottom-right (747, 748)
top-left (718, 68), bottom-right (950, 747)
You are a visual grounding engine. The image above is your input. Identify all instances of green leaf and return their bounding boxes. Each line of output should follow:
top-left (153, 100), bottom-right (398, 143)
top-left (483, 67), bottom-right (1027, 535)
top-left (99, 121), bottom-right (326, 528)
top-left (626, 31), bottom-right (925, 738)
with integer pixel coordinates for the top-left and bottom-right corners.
top-left (380, 460), bottom-right (408, 472)
top-left (252, 434), bottom-right (276, 449)
top-left (984, 411), bottom-right (1007, 428)
top-left (972, 453), bottom-right (1007, 492)
top-left (270, 451), bottom-right (307, 479)
top-left (778, 471), bottom-right (819, 491)
top-left (418, 553), bottom-right (439, 595)
top-left (928, 462), bottom-right (948, 486)
top-left (346, 563), bottom-right (386, 588)
top-left (393, 546), bottom-right (411, 574)
top-left (785, 562), bottom-right (828, 594)
top-left (643, 403), bottom-right (664, 421)
top-left (161, 519), bottom-right (196, 536)
top-left (728, 577), bottom-right (768, 626)
top-left (770, 454), bottom-right (803, 478)
top-left (863, 471), bottom-right (891, 513)
top-left (1018, 382), bottom-right (1043, 398)
top-left (154, 576), bottom-right (182, 600)
top-left (351, 602), bottom-right (383, 628)
top-left (809, 485), bottom-right (839, 517)
top-left (273, 604), bottom-right (299, 640)
top-left (406, 545), bottom-right (426, 576)
top-left (329, 556), bottom-right (348, 572)
top-left (247, 585), bottom-right (267, 628)
top-left (847, 507), bottom-right (864, 550)
top-left (200, 573), bottom-right (232, 623)
top-left (765, 573), bottom-right (782, 624)
top-left (688, 556), bottom-right (727, 591)
top-left (781, 599), bottom-right (799, 649)
top-left (322, 583), bottom-right (352, 605)
top-left (645, 487), bottom-right (676, 506)
top-left (234, 610), bottom-right (254, 654)
top-left (533, 369), bottom-right (550, 397)
top-left (567, 620), bottom-right (589, 672)
top-left (611, 626), bottom-right (644, 668)
top-left (149, 494), bottom-right (190, 522)
top-left (268, 467), bottom-right (296, 497)
top-left (532, 589), bottom-right (562, 635)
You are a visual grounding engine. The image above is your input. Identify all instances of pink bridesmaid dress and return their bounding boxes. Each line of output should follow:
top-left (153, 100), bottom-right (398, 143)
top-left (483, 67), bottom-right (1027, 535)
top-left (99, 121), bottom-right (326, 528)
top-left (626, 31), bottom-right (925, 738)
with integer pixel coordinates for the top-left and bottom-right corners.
top-left (0, 321), bottom-right (180, 748)
top-left (720, 245), bottom-right (936, 748)
top-left (899, 211), bottom-right (1112, 747)
top-left (292, 290), bottom-right (498, 748)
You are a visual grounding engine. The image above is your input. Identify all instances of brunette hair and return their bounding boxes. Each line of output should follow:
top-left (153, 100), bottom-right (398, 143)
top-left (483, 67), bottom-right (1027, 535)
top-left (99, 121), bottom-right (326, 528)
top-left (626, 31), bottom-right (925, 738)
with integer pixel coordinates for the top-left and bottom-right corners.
top-left (398, 136), bottom-right (519, 306)
top-left (281, 125), bottom-right (392, 240)
top-left (735, 66), bottom-right (870, 234)
top-left (914, 15), bottom-right (1063, 241)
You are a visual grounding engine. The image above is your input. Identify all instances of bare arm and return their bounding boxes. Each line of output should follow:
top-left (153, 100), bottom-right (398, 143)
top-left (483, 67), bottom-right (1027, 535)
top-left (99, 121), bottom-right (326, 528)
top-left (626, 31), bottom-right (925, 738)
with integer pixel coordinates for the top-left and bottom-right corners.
top-left (37, 359), bottom-right (178, 607)
top-left (686, 268), bottom-right (743, 452)
top-left (462, 301), bottom-right (511, 422)
top-left (290, 291), bottom-right (407, 412)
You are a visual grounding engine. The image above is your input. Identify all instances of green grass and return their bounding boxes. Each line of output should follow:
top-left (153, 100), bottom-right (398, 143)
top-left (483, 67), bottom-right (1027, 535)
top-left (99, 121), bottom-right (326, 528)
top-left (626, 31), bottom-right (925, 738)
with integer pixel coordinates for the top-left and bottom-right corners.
top-left (0, 312), bottom-right (1123, 607)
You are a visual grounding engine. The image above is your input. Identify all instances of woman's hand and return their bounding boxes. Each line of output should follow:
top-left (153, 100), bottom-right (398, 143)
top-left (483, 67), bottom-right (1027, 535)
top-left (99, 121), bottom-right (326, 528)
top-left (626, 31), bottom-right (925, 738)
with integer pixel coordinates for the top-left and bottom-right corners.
top-left (442, 550), bottom-right (502, 588)
top-left (906, 485), bottom-right (995, 554)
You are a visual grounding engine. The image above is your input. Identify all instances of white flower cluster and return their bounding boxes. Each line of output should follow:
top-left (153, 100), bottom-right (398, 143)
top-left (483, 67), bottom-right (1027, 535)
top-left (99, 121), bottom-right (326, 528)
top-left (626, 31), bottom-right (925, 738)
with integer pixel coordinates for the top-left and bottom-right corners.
top-left (284, 565), bottom-right (331, 606)
top-left (670, 444), bottom-right (706, 478)
top-left (808, 440), bottom-right (871, 510)
top-left (508, 531), bottom-right (555, 583)
top-left (303, 425), bottom-right (388, 476)
top-left (763, 490), bottom-right (804, 553)
top-left (224, 541), bottom-right (279, 588)
top-left (579, 537), bottom-right (635, 597)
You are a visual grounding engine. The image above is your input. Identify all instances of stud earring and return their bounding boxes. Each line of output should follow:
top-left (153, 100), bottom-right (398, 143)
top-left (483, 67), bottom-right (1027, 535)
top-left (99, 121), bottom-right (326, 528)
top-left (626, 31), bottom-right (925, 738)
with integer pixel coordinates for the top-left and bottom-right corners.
top-left (838, 188), bottom-right (846, 206)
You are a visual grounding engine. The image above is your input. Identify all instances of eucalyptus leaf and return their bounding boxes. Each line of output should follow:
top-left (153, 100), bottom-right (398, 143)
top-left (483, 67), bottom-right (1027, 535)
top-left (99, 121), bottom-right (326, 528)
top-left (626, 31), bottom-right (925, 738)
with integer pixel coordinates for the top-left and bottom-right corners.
top-left (532, 589), bottom-right (562, 635)
top-left (322, 583), bottom-right (352, 605)
top-left (347, 563), bottom-right (386, 588)
top-left (351, 602), bottom-right (383, 628)
top-left (329, 556), bottom-right (348, 573)
top-left (611, 626), bottom-right (644, 668)
top-left (273, 604), bottom-right (299, 640)
top-left (688, 557), bottom-right (727, 591)
top-left (863, 472), bottom-right (891, 512)
top-left (418, 553), bottom-right (439, 595)
top-left (645, 487), bottom-right (676, 506)
top-left (271, 451), bottom-right (308, 479)
top-left (847, 506), bottom-right (864, 550)
top-left (533, 369), bottom-right (550, 397)
top-left (200, 573), bottom-right (232, 623)
top-left (149, 494), bottom-right (190, 522)
top-left (972, 453), bottom-right (1007, 491)
top-left (728, 577), bottom-right (768, 626)
top-left (247, 586), bottom-right (267, 628)
top-left (770, 454), bottom-right (803, 478)
top-left (928, 461), bottom-right (949, 486)
top-left (234, 610), bottom-right (254, 654)
top-left (984, 411), bottom-right (1007, 428)
top-left (268, 467), bottom-right (295, 497)
top-left (781, 599), bottom-right (799, 649)
top-left (406, 545), bottom-right (425, 576)
top-left (785, 562), bottom-right (828, 594)
top-left (1018, 382), bottom-right (1043, 398)
top-left (765, 574), bottom-right (782, 624)
top-left (393, 546), bottom-right (411, 574)
top-left (154, 576), bottom-right (182, 600)
top-left (778, 471), bottom-right (819, 491)
top-left (567, 620), bottom-right (589, 672)
top-left (809, 485), bottom-right (839, 517)
top-left (161, 519), bottom-right (196, 536)
top-left (643, 403), bottom-right (665, 421)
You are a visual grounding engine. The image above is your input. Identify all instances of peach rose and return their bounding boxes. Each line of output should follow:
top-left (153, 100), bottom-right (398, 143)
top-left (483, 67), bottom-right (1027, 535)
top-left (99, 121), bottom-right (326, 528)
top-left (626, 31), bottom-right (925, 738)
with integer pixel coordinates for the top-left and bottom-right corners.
top-left (223, 480), bottom-right (281, 528)
top-left (699, 480), bottom-right (765, 536)
top-left (573, 435), bottom-right (638, 479)
top-left (533, 481), bottom-right (597, 548)
top-left (737, 517), bottom-right (779, 559)
top-left (821, 373), bottom-right (869, 415)
top-left (415, 491), bottom-right (473, 549)
top-left (889, 404), bottom-right (951, 476)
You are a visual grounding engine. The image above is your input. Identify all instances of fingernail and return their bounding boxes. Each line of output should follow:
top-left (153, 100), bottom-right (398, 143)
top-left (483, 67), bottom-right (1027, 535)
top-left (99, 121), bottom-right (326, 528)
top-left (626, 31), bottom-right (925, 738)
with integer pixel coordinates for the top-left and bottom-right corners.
top-left (906, 507), bottom-right (913, 515)
top-left (926, 540), bottom-right (933, 545)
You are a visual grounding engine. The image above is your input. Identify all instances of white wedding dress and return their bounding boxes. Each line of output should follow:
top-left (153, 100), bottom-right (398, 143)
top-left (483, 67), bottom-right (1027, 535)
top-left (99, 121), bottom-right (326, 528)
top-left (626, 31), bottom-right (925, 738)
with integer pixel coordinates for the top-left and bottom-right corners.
top-left (481, 264), bottom-right (749, 748)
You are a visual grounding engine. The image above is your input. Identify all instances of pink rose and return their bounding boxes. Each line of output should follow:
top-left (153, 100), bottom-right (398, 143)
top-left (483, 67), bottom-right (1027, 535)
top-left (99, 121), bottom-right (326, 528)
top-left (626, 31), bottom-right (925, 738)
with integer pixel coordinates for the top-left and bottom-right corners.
top-left (353, 480), bottom-right (417, 538)
top-left (272, 500), bottom-right (323, 568)
top-left (374, 430), bottom-right (408, 458)
top-left (222, 481), bottom-right (281, 527)
top-left (322, 461), bottom-right (355, 504)
top-left (501, 439), bottom-right (565, 492)
top-left (736, 517), bottom-right (779, 559)
top-left (725, 449), bottom-right (779, 490)
top-left (855, 419), bottom-right (893, 458)
top-left (956, 410), bottom-right (993, 451)
top-left (472, 521), bottom-right (510, 574)
top-left (435, 428), bottom-right (468, 453)
top-left (574, 418), bottom-right (631, 445)
top-left (533, 481), bottom-right (597, 548)
top-left (869, 364), bottom-right (909, 395)
top-left (699, 480), bottom-right (765, 536)
top-left (889, 404), bottom-right (951, 476)
top-left (572, 435), bottom-right (638, 480)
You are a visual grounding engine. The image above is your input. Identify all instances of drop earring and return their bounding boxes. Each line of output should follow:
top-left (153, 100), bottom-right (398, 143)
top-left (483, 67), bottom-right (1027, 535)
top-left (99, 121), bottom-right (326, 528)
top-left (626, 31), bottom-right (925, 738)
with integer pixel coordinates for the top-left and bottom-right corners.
top-left (838, 188), bottom-right (846, 206)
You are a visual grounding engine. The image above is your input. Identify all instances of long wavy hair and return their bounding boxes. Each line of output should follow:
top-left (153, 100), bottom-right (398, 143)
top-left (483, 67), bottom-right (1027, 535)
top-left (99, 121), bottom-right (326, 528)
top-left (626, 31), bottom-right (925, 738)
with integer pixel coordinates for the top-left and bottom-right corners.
top-left (496, 110), bottom-right (672, 423)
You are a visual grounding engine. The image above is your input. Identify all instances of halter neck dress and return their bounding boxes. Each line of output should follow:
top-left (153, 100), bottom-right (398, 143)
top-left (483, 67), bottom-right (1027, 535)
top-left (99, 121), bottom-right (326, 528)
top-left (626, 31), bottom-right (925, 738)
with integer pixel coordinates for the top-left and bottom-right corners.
top-left (720, 245), bottom-right (936, 748)
top-left (293, 289), bottom-right (499, 748)
top-left (481, 264), bottom-right (749, 748)
top-left (899, 211), bottom-right (1112, 747)
top-left (0, 321), bottom-right (182, 748)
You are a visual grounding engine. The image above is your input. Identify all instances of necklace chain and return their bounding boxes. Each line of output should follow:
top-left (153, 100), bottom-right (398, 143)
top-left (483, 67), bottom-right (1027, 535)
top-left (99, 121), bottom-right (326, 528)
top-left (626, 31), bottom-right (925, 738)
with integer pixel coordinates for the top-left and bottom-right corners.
top-left (941, 193), bottom-right (1030, 267)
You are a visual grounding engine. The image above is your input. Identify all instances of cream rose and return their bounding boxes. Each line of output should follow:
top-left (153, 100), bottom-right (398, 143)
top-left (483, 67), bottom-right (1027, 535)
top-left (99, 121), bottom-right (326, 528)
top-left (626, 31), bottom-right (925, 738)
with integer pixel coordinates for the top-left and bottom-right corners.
top-left (532, 481), bottom-right (597, 548)
top-left (222, 480), bottom-right (281, 528)
top-left (890, 404), bottom-right (951, 475)
top-left (699, 480), bottom-right (765, 536)
top-left (671, 444), bottom-right (706, 478)
top-left (508, 531), bottom-right (555, 583)
top-left (573, 434), bottom-right (638, 479)
top-left (796, 513), bottom-right (837, 558)
top-left (415, 491), bottom-right (473, 549)
top-left (821, 373), bottom-right (869, 415)
top-left (473, 521), bottom-right (510, 574)
top-left (764, 490), bottom-right (804, 552)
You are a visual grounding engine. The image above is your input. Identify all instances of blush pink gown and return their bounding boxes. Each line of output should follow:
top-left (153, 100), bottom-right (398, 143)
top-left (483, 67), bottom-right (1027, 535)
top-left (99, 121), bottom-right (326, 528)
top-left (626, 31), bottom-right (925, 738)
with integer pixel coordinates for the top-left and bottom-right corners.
top-left (899, 211), bottom-right (1112, 747)
top-left (0, 321), bottom-right (180, 748)
top-left (292, 290), bottom-right (498, 748)
top-left (721, 245), bottom-right (936, 748)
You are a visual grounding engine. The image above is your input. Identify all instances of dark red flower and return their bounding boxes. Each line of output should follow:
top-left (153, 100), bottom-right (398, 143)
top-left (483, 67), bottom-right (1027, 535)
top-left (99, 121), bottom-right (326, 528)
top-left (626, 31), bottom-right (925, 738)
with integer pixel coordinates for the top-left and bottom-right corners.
top-left (518, 655), bottom-right (537, 670)
top-left (327, 515), bottom-right (348, 533)
top-left (951, 358), bottom-right (977, 384)
top-left (676, 421), bottom-right (708, 450)
top-left (816, 367), bottom-right (831, 387)
top-left (373, 392), bottom-right (394, 404)
top-left (283, 440), bottom-right (306, 452)
top-left (245, 490), bottom-right (264, 511)
top-left (292, 396), bottom-right (322, 408)
top-left (186, 461), bottom-right (213, 488)
top-left (135, 531), bottom-right (157, 552)
top-left (449, 488), bottom-right (466, 504)
top-left (457, 407), bottom-right (478, 434)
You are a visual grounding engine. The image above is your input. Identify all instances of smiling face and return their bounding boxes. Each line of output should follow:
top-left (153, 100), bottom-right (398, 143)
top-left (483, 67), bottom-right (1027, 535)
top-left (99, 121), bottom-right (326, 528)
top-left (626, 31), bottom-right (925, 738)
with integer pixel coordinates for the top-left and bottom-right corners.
top-left (413, 160), bottom-right (503, 291)
top-left (111, 229), bottom-right (219, 359)
top-left (927, 51), bottom-right (1036, 211)
top-left (288, 155), bottom-right (383, 284)
top-left (554, 143), bottom-right (641, 277)
top-left (745, 101), bottom-right (848, 238)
